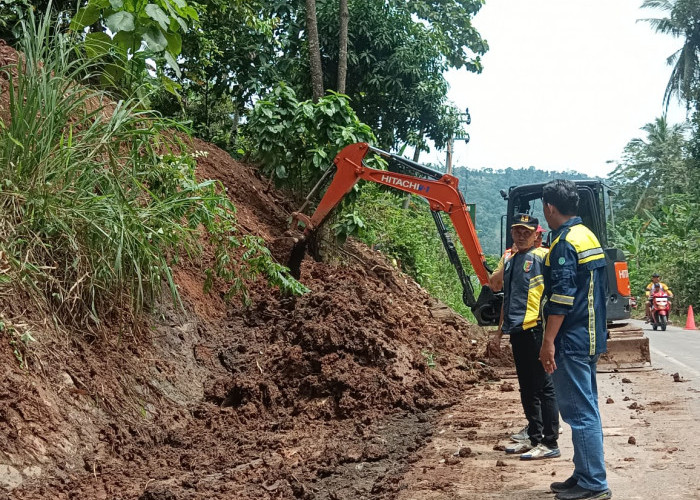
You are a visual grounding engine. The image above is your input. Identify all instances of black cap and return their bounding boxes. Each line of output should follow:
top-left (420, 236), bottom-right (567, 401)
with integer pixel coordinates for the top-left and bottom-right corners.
top-left (652, 273), bottom-right (660, 277)
top-left (511, 213), bottom-right (539, 231)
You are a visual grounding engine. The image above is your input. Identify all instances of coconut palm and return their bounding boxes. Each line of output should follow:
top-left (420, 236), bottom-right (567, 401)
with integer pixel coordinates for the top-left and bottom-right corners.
top-left (640, 0), bottom-right (700, 108)
top-left (610, 115), bottom-right (688, 215)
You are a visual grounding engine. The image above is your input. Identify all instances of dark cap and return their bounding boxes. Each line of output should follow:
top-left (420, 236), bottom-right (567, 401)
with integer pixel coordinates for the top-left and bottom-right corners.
top-left (511, 213), bottom-right (539, 231)
top-left (652, 272), bottom-right (660, 277)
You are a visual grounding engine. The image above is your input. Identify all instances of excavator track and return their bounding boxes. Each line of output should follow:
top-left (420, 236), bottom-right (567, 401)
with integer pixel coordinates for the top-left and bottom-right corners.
top-left (598, 322), bottom-right (651, 372)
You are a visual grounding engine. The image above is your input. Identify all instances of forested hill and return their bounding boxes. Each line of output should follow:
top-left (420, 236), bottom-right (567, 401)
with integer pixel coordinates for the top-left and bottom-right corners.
top-left (451, 165), bottom-right (595, 255)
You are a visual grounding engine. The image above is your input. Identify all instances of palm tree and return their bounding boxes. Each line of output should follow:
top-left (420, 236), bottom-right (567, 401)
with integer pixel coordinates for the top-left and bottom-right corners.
top-left (610, 116), bottom-right (688, 214)
top-left (640, 0), bottom-right (700, 108)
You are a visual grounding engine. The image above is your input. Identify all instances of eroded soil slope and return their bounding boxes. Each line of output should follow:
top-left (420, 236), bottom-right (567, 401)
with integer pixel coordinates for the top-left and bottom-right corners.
top-left (0, 78), bottom-right (497, 499)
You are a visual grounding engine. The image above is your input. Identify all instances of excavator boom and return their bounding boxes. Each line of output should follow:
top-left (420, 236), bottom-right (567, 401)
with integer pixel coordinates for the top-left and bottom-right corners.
top-left (290, 142), bottom-right (501, 326)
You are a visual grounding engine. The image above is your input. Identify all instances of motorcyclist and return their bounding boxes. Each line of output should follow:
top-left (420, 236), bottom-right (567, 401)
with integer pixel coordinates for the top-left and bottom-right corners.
top-left (645, 273), bottom-right (673, 321)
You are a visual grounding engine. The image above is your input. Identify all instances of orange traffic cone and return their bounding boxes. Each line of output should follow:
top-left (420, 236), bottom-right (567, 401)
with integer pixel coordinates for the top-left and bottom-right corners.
top-left (685, 305), bottom-right (697, 330)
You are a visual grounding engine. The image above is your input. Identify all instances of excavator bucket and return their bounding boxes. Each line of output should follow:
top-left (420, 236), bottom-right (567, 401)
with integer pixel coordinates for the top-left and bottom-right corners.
top-left (597, 322), bottom-right (651, 372)
top-left (287, 237), bottom-right (308, 279)
top-left (471, 285), bottom-right (502, 327)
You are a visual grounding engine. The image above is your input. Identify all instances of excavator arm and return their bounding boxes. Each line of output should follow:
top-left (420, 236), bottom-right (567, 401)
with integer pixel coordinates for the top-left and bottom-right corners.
top-left (290, 142), bottom-right (501, 326)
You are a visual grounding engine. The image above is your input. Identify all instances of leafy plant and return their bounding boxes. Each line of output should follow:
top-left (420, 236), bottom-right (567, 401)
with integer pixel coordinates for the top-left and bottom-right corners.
top-left (152, 0), bottom-right (277, 149)
top-left (421, 349), bottom-right (437, 368)
top-left (1, 320), bottom-right (35, 370)
top-left (332, 212), bottom-right (366, 244)
top-left (243, 83), bottom-right (375, 197)
top-left (68, 0), bottom-right (198, 92)
top-left (611, 198), bottom-right (700, 313)
top-left (266, 0), bottom-right (487, 151)
top-left (0, 0), bottom-right (29, 41)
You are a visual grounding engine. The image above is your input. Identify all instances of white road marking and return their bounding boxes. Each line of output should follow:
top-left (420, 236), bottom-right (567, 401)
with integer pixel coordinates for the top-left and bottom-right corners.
top-left (649, 345), bottom-right (700, 379)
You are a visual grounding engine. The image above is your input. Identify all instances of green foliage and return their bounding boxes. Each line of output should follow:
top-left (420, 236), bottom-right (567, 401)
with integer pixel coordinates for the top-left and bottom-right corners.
top-left (0, 11), bottom-right (304, 326)
top-left (609, 116), bottom-right (689, 218)
top-left (332, 212), bottom-right (366, 244)
top-left (1, 320), bottom-right (35, 370)
top-left (313, 0), bottom-right (486, 150)
top-left (346, 184), bottom-right (481, 320)
top-left (407, 0), bottom-right (488, 70)
top-left (66, 0), bottom-right (198, 91)
top-left (152, 0), bottom-right (277, 148)
top-left (640, 0), bottom-right (700, 108)
top-left (608, 110), bottom-right (700, 311)
top-left (421, 349), bottom-right (437, 368)
top-left (640, 1), bottom-right (700, 204)
top-left (243, 84), bottom-right (374, 196)
top-left (612, 198), bottom-right (700, 311)
top-left (0, 0), bottom-right (30, 42)
top-left (147, 0), bottom-right (487, 158)
top-left (253, 0), bottom-right (485, 153)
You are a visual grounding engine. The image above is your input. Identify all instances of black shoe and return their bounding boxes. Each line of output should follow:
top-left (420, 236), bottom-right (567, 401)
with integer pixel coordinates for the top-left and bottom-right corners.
top-left (551, 476), bottom-right (578, 493)
top-left (555, 485), bottom-right (612, 500)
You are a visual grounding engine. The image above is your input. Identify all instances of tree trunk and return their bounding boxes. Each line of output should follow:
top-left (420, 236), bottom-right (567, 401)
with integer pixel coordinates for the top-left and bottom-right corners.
top-left (229, 106), bottom-right (241, 148)
top-left (337, 0), bottom-right (349, 93)
top-left (204, 81), bottom-right (210, 135)
top-left (306, 0), bottom-right (324, 102)
top-left (412, 145), bottom-right (421, 163)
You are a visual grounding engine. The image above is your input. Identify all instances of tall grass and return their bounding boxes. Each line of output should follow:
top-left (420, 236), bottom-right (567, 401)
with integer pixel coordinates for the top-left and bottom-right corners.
top-left (0, 10), bottom-right (304, 326)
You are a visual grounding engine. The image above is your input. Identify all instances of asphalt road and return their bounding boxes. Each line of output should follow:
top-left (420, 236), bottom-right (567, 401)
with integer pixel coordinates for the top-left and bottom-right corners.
top-left (629, 318), bottom-right (700, 392)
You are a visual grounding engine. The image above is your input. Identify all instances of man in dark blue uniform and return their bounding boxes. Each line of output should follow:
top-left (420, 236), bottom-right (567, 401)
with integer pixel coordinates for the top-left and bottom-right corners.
top-left (491, 213), bottom-right (560, 460)
top-left (539, 180), bottom-right (612, 500)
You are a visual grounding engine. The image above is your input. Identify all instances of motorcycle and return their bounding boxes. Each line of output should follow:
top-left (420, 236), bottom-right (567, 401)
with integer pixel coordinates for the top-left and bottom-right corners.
top-left (649, 290), bottom-right (671, 331)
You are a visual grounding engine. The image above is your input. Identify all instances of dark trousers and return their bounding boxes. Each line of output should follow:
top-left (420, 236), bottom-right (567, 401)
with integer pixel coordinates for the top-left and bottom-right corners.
top-left (510, 327), bottom-right (560, 448)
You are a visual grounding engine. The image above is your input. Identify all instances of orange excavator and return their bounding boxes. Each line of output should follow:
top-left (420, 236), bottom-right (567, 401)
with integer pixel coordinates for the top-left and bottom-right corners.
top-left (287, 142), bottom-right (502, 326)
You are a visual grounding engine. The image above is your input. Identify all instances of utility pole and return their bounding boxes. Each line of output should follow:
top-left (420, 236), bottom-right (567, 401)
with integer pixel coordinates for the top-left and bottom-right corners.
top-left (446, 108), bottom-right (471, 175)
top-left (446, 137), bottom-right (453, 175)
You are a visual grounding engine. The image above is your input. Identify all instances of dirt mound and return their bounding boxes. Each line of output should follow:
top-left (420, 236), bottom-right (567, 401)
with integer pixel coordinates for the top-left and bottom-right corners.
top-left (0, 40), bottom-right (18, 125)
top-left (1, 50), bottom-right (498, 499)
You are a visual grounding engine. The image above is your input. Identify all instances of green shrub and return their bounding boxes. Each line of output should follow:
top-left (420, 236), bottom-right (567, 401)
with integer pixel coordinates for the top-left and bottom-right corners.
top-left (243, 84), bottom-right (375, 197)
top-left (347, 184), bottom-right (485, 320)
top-left (612, 199), bottom-right (700, 312)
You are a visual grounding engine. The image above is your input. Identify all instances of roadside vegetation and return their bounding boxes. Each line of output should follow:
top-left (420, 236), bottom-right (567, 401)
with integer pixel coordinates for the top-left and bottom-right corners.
top-left (603, 1), bottom-right (700, 314)
top-left (0, 10), bottom-right (304, 327)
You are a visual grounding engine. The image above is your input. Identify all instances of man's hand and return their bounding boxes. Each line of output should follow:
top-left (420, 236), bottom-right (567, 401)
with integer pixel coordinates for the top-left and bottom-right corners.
top-left (539, 341), bottom-right (556, 374)
top-left (541, 314), bottom-right (564, 374)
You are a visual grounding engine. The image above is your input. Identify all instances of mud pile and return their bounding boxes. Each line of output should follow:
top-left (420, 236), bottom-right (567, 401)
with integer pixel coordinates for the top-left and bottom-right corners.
top-left (1, 40), bottom-right (497, 499)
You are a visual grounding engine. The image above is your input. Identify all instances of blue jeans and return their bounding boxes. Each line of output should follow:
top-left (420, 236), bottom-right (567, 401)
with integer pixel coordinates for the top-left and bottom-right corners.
top-left (552, 351), bottom-right (608, 491)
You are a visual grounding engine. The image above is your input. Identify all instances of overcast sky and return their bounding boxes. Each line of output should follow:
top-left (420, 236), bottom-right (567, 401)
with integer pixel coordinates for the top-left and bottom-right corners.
top-left (425, 0), bottom-right (687, 178)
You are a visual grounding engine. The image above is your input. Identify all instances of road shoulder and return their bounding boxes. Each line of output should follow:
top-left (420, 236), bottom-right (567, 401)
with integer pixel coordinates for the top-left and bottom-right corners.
top-left (396, 367), bottom-right (700, 499)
